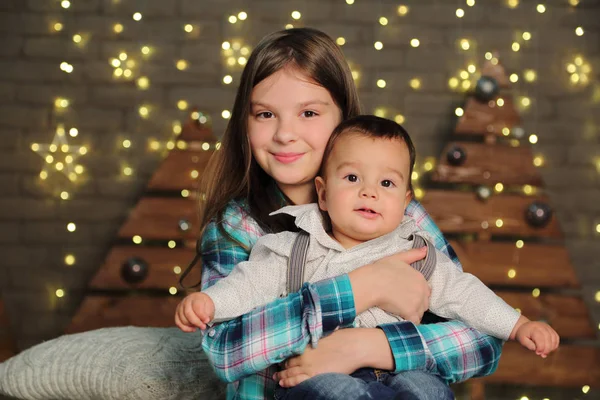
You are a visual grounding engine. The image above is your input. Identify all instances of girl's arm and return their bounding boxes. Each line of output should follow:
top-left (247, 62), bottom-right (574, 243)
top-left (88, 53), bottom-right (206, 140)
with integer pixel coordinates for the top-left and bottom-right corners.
top-left (200, 209), bottom-right (356, 383)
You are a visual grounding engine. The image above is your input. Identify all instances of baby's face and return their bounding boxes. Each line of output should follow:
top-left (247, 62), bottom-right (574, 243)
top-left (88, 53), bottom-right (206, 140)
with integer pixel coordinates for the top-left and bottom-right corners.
top-left (316, 134), bottom-right (412, 245)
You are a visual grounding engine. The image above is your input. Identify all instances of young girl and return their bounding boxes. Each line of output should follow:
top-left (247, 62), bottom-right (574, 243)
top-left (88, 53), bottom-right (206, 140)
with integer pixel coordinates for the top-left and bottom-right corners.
top-left (179, 27), bottom-right (503, 400)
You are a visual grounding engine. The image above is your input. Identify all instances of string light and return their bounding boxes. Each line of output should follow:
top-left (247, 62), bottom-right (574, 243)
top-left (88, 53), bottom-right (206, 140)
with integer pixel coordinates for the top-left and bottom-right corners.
top-left (496, 219), bottom-right (504, 228)
top-left (222, 110), bottom-right (231, 119)
top-left (168, 240), bottom-right (176, 249)
top-left (72, 34), bottom-right (82, 44)
top-left (113, 23), bottom-right (123, 34)
top-left (177, 100), bottom-right (188, 110)
top-left (512, 42), bottom-right (520, 52)
top-left (456, 9), bottom-right (465, 18)
top-left (536, 4), bottom-right (546, 13)
top-left (336, 37), bottom-right (346, 46)
top-left (508, 269), bottom-right (517, 278)
top-left (67, 223), bottom-right (76, 232)
top-left (55, 289), bottom-right (65, 298)
top-left (346, 0), bottom-right (354, 4)
top-left (455, 107), bottom-right (464, 117)
top-left (65, 255), bottom-right (75, 266)
top-left (379, 17), bottom-right (388, 26)
top-left (507, 0), bottom-right (519, 8)
top-left (522, 32), bottom-right (532, 41)
top-left (132, 12), bottom-right (142, 21)
top-left (176, 60), bottom-right (188, 70)
top-left (291, 11), bottom-right (301, 20)
top-left (394, 114), bottom-right (405, 124)
top-left (181, 189), bottom-right (190, 198)
top-left (374, 41), bottom-right (383, 50)
top-left (409, 78), bottom-right (421, 90)
top-left (184, 24), bottom-right (194, 33)
top-left (495, 183), bottom-right (504, 192)
top-left (169, 287), bottom-right (178, 295)
top-left (575, 27), bottom-right (584, 36)
top-left (122, 140), bottom-right (131, 149)
top-left (523, 185), bottom-right (534, 195)
top-left (524, 69), bottom-right (537, 82)
top-left (61, 0), bottom-right (70, 9)
top-left (228, 15), bottom-right (237, 24)
top-left (533, 156), bottom-right (544, 167)
top-left (582, 385), bottom-right (590, 394)
top-left (132, 235), bottom-right (142, 244)
top-left (60, 62), bottom-right (74, 74)
top-left (509, 73), bottom-right (518, 83)
top-left (53, 22), bottom-right (63, 32)
top-left (397, 5), bottom-right (409, 15)
top-left (138, 106), bottom-right (150, 118)
top-left (459, 39), bottom-right (470, 50)
top-left (174, 266), bottom-right (182, 274)
top-left (466, 0), bottom-right (475, 5)
top-left (529, 134), bottom-right (538, 144)
top-left (532, 288), bottom-right (541, 298)
top-left (376, 79), bottom-right (386, 88)
top-left (238, 11), bottom-right (248, 20)
top-left (137, 76), bottom-right (150, 89)
top-left (223, 75), bottom-right (233, 84)
top-left (410, 38), bottom-right (420, 47)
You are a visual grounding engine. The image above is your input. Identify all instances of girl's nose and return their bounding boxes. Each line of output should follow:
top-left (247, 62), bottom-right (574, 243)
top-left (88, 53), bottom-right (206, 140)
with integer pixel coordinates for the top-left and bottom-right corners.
top-left (273, 118), bottom-right (297, 143)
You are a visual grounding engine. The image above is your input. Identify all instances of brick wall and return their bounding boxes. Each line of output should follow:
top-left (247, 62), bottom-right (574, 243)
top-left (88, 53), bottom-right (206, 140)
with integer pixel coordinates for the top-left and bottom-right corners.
top-left (0, 0), bottom-right (599, 366)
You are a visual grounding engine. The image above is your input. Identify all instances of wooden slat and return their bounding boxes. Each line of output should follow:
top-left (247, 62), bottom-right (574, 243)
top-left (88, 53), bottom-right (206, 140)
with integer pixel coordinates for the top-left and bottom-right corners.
top-left (496, 291), bottom-right (594, 339)
top-left (0, 300), bottom-right (16, 361)
top-left (90, 246), bottom-right (200, 289)
top-left (66, 296), bottom-right (179, 333)
top-left (147, 149), bottom-right (214, 191)
top-left (421, 190), bottom-right (562, 238)
top-left (433, 142), bottom-right (543, 186)
top-left (452, 240), bottom-right (579, 288)
top-left (455, 97), bottom-right (521, 137)
top-left (480, 342), bottom-right (600, 387)
top-left (118, 197), bottom-right (199, 240)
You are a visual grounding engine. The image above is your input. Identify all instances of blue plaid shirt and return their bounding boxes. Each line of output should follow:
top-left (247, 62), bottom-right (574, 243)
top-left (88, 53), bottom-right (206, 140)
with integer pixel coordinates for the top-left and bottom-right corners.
top-left (200, 199), bottom-right (503, 399)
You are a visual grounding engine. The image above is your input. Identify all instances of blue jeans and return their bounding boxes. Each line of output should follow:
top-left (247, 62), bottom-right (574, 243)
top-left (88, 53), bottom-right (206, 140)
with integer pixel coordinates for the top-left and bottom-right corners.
top-left (275, 369), bottom-right (454, 400)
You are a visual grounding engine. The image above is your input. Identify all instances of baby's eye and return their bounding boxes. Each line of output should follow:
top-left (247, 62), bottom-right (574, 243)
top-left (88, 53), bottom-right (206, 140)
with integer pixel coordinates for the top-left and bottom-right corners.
top-left (345, 174), bottom-right (358, 182)
top-left (302, 110), bottom-right (318, 118)
top-left (257, 111), bottom-right (274, 119)
top-left (381, 180), bottom-right (394, 188)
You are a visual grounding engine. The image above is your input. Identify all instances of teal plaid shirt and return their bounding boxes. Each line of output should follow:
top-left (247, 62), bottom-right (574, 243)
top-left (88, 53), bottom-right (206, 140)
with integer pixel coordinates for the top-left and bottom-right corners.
top-left (200, 199), bottom-right (503, 400)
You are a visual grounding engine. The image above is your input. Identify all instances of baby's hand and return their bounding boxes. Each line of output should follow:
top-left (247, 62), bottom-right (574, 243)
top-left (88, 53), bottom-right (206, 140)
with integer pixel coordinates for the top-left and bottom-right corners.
top-left (174, 292), bottom-right (215, 332)
top-left (515, 321), bottom-right (560, 358)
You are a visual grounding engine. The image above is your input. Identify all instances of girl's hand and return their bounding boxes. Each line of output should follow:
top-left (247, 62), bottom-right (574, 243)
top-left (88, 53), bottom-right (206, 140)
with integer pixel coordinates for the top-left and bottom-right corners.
top-left (274, 328), bottom-right (366, 388)
top-left (349, 247), bottom-right (430, 324)
top-left (174, 292), bottom-right (215, 332)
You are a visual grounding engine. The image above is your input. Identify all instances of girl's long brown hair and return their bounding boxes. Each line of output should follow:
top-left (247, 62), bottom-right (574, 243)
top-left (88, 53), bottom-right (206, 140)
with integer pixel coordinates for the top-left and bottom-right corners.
top-left (197, 28), bottom-right (361, 270)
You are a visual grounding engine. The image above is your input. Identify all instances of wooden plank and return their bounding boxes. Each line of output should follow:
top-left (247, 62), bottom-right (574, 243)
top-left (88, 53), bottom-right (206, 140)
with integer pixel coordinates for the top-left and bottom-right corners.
top-left (0, 300), bottom-right (16, 361)
top-left (421, 190), bottom-right (562, 238)
top-left (66, 296), bottom-right (180, 334)
top-left (452, 241), bottom-right (579, 288)
top-left (480, 342), bottom-right (600, 387)
top-left (90, 246), bottom-right (200, 289)
top-left (455, 97), bottom-right (521, 137)
top-left (496, 291), bottom-right (594, 339)
top-left (433, 142), bottom-right (543, 186)
top-left (118, 197), bottom-right (199, 240)
top-left (147, 149), bottom-right (214, 191)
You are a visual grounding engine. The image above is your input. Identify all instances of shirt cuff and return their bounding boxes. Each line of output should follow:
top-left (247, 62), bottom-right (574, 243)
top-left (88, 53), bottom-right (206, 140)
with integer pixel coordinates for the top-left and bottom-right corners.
top-left (312, 274), bottom-right (356, 334)
top-left (378, 322), bottom-right (428, 373)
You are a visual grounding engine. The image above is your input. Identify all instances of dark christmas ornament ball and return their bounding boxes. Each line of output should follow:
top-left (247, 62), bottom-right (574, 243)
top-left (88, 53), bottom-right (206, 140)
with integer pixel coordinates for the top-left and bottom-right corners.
top-left (474, 76), bottom-right (499, 103)
top-left (178, 218), bottom-right (191, 232)
top-left (525, 202), bottom-right (553, 228)
top-left (446, 146), bottom-right (467, 166)
top-left (121, 257), bottom-right (149, 284)
top-left (476, 186), bottom-right (492, 201)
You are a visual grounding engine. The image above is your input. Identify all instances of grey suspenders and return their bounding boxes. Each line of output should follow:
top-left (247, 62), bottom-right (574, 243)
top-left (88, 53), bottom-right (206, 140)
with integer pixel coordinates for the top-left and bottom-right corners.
top-left (285, 230), bottom-right (437, 294)
top-left (287, 230), bottom-right (310, 293)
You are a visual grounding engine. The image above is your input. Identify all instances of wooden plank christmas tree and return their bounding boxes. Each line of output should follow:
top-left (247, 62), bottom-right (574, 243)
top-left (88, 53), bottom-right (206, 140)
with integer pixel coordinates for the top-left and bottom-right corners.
top-left (421, 57), bottom-right (600, 393)
top-left (67, 111), bottom-right (216, 333)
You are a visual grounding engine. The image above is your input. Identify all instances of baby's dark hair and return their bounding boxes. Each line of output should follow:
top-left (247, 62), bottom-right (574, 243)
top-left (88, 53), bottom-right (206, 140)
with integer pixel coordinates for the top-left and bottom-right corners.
top-left (319, 115), bottom-right (416, 193)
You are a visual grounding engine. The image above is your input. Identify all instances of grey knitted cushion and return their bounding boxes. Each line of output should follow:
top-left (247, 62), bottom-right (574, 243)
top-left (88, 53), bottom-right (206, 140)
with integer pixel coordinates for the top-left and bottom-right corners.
top-left (0, 326), bottom-right (226, 400)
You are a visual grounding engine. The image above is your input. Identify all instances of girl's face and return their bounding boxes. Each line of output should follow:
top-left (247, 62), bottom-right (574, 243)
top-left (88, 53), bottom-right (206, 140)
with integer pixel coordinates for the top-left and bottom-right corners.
top-left (248, 66), bottom-right (342, 204)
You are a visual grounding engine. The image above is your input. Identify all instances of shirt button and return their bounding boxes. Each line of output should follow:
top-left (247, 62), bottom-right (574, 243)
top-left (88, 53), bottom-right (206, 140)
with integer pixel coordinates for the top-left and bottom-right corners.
top-left (208, 329), bottom-right (216, 338)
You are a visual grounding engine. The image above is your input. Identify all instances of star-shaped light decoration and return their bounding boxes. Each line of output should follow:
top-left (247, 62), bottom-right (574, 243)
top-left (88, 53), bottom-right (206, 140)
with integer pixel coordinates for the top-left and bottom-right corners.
top-left (31, 124), bottom-right (87, 183)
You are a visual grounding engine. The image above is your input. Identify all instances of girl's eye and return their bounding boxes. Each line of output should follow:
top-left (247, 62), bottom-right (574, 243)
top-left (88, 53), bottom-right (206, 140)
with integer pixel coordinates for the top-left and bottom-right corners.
top-left (381, 180), bottom-right (394, 188)
top-left (302, 110), bottom-right (317, 118)
top-left (345, 174), bottom-right (358, 182)
top-left (257, 111), bottom-right (274, 119)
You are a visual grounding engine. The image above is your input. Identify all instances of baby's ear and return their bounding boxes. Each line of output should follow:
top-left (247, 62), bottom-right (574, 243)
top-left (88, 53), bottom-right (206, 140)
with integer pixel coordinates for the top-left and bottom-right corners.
top-left (314, 176), bottom-right (328, 211)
